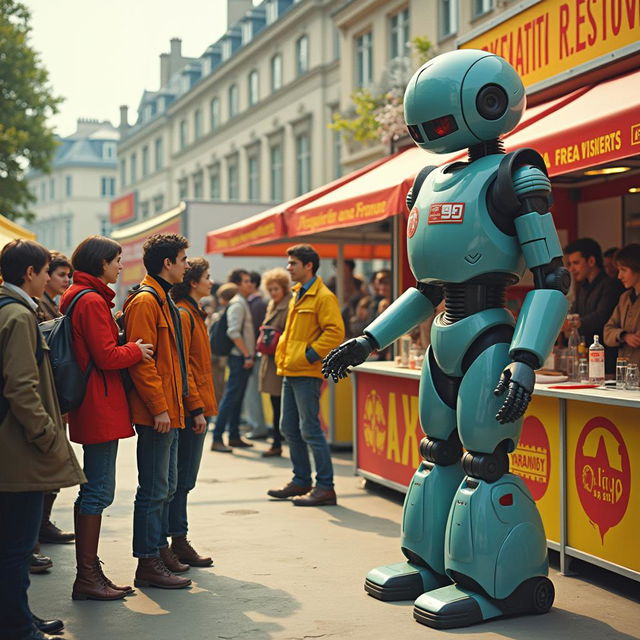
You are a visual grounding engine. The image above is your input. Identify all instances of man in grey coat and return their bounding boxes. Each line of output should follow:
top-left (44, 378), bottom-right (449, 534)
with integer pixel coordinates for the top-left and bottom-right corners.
top-left (210, 269), bottom-right (255, 451)
top-left (0, 239), bottom-right (86, 640)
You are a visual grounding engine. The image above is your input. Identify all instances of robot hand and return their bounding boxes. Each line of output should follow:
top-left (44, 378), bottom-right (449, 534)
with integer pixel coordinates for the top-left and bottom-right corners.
top-left (322, 335), bottom-right (375, 382)
top-left (494, 361), bottom-right (535, 424)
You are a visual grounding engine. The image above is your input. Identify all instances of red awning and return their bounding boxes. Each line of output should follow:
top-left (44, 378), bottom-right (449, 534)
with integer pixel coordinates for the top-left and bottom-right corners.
top-left (205, 155), bottom-right (390, 254)
top-left (504, 69), bottom-right (640, 176)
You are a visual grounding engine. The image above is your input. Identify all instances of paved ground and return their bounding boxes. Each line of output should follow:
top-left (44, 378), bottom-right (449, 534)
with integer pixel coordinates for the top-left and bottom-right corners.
top-left (31, 434), bottom-right (640, 640)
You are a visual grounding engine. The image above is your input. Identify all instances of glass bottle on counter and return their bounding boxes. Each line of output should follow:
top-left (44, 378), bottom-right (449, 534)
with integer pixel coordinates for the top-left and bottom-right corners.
top-left (567, 328), bottom-right (580, 381)
top-left (588, 335), bottom-right (605, 384)
top-left (578, 356), bottom-right (589, 383)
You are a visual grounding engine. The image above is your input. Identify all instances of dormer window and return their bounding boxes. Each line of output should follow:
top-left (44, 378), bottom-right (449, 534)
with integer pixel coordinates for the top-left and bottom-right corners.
top-left (103, 142), bottom-right (116, 160)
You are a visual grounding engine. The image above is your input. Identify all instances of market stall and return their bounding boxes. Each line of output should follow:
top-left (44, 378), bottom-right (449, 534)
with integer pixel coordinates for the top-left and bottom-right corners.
top-left (352, 361), bottom-right (639, 582)
top-left (0, 213), bottom-right (36, 248)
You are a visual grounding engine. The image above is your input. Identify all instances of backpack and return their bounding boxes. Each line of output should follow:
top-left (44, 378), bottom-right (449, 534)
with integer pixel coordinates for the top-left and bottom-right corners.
top-left (39, 288), bottom-right (96, 414)
top-left (0, 297), bottom-right (45, 423)
top-left (210, 307), bottom-right (234, 356)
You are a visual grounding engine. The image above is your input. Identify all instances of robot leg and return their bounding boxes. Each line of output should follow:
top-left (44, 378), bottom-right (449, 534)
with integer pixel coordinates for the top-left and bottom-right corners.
top-left (365, 348), bottom-right (464, 602)
top-left (414, 341), bottom-right (553, 628)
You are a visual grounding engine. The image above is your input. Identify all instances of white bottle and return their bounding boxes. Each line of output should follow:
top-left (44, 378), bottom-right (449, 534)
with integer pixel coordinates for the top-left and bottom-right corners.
top-left (589, 335), bottom-right (605, 384)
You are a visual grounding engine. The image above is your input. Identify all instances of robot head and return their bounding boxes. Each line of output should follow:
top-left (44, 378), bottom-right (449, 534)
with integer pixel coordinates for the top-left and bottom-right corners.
top-left (404, 49), bottom-right (526, 154)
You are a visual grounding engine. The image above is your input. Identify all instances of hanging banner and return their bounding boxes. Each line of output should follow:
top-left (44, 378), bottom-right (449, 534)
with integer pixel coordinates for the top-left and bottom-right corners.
top-left (110, 192), bottom-right (136, 225)
top-left (459, 0), bottom-right (640, 92)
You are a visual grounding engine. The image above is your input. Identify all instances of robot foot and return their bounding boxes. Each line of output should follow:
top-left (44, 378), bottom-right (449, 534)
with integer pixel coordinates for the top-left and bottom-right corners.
top-left (364, 561), bottom-right (448, 602)
top-left (413, 577), bottom-right (555, 629)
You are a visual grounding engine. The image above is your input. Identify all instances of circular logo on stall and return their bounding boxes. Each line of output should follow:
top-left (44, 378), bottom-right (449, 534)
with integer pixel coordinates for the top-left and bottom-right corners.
top-left (363, 390), bottom-right (386, 455)
top-left (574, 417), bottom-right (631, 543)
top-left (407, 207), bottom-right (419, 238)
top-left (510, 416), bottom-right (551, 501)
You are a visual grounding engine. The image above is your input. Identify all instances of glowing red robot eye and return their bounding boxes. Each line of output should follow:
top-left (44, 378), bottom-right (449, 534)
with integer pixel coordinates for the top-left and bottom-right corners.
top-left (423, 114), bottom-right (458, 141)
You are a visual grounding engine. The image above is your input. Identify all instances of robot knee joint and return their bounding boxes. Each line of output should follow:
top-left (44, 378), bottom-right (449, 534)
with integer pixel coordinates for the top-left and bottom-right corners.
top-left (420, 433), bottom-right (463, 466)
top-left (462, 441), bottom-right (510, 483)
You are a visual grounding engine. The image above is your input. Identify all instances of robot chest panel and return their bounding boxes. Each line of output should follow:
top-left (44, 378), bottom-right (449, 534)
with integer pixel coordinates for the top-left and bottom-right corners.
top-left (407, 161), bottom-right (524, 283)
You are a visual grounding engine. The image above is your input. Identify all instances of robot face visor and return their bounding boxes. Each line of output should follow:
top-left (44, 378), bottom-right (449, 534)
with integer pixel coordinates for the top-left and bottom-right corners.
top-left (407, 114), bottom-right (459, 144)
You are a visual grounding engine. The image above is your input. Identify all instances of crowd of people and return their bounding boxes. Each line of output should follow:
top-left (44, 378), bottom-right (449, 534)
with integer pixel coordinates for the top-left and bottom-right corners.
top-left (0, 233), bottom-right (381, 639)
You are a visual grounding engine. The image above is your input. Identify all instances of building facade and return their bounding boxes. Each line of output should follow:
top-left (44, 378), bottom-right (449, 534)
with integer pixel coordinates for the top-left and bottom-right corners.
top-left (27, 118), bottom-right (118, 256)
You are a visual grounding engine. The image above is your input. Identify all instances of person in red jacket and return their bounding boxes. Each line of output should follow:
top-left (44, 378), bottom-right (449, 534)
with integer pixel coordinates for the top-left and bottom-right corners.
top-left (60, 235), bottom-right (153, 602)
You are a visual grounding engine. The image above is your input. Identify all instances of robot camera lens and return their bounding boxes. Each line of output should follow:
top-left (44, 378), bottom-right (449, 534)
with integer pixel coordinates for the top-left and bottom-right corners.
top-left (476, 84), bottom-right (508, 120)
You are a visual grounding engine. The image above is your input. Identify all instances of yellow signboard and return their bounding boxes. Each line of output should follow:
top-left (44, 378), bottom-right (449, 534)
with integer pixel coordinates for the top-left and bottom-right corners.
top-left (461, 0), bottom-right (640, 90)
top-left (566, 401), bottom-right (639, 572)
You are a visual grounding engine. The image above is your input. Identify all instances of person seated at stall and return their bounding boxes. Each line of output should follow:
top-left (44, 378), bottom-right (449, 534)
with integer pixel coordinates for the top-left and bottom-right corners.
top-left (564, 238), bottom-right (624, 373)
top-left (328, 259), bottom-right (365, 338)
top-left (604, 247), bottom-right (620, 280)
top-left (370, 269), bottom-right (391, 318)
top-left (604, 243), bottom-right (640, 367)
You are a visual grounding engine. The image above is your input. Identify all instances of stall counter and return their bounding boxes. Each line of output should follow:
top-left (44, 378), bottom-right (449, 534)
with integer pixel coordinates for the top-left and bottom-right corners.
top-left (352, 361), bottom-right (639, 582)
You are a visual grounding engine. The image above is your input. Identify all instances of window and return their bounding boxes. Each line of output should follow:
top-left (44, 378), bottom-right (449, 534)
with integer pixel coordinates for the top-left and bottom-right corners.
top-left (142, 145), bottom-right (149, 177)
top-left (296, 35), bottom-right (309, 76)
top-left (472, 0), bottom-right (493, 18)
top-left (356, 31), bottom-right (373, 88)
top-left (228, 84), bottom-right (239, 118)
top-left (228, 161), bottom-right (239, 201)
top-left (193, 171), bottom-right (204, 199)
top-left (390, 8), bottom-right (410, 60)
top-left (248, 155), bottom-right (260, 201)
top-left (99, 215), bottom-right (111, 236)
top-left (194, 109), bottom-right (202, 139)
top-left (130, 153), bottom-right (137, 184)
top-left (40, 182), bottom-right (46, 202)
top-left (178, 178), bottom-right (188, 200)
top-left (50, 178), bottom-right (55, 200)
top-left (271, 55), bottom-right (282, 92)
top-left (270, 144), bottom-right (283, 201)
top-left (64, 216), bottom-right (72, 248)
top-left (100, 177), bottom-right (115, 197)
top-left (155, 137), bottom-right (163, 171)
top-left (333, 26), bottom-right (341, 61)
top-left (103, 142), bottom-right (116, 160)
top-left (266, 0), bottom-right (278, 24)
top-left (440, 0), bottom-right (457, 38)
top-left (333, 128), bottom-right (342, 179)
top-left (248, 70), bottom-right (259, 107)
top-left (65, 175), bottom-right (72, 197)
top-left (120, 159), bottom-right (126, 188)
top-left (295, 133), bottom-right (311, 196)
top-left (210, 97), bottom-right (220, 130)
top-left (140, 201), bottom-right (149, 219)
top-left (179, 120), bottom-right (188, 150)
top-left (210, 168), bottom-right (221, 200)
top-left (153, 194), bottom-right (164, 213)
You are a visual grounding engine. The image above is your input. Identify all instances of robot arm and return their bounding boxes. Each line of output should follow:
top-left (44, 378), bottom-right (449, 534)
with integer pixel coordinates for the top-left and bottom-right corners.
top-left (492, 153), bottom-right (569, 423)
top-left (322, 284), bottom-right (441, 382)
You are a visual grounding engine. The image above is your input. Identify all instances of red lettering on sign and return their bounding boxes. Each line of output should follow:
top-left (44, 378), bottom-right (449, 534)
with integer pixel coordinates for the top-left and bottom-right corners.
top-left (510, 415), bottom-right (551, 501)
top-left (575, 416), bottom-right (631, 543)
top-left (428, 203), bottom-right (465, 225)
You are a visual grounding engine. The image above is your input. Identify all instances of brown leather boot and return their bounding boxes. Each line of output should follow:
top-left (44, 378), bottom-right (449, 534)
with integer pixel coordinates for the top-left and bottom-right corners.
top-left (134, 557), bottom-right (192, 589)
top-left (95, 558), bottom-right (135, 595)
top-left (40, 493), bottom-right (75, 544)
top-left (72, 514), bottom-right (126, 601)
top-left (171, 536), bottom-right (213, 567)
top-left (159, 545), bottom-right (190, 573)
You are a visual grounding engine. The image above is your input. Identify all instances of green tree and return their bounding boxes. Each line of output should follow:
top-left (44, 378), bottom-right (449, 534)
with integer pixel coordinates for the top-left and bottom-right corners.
top-left (0, 0), bottom-right (61, 222)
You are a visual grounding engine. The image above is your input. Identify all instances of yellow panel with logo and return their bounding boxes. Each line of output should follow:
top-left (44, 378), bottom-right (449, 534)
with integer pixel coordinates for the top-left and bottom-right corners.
top-left (566, 401), bottom-right (639, 572)
top-left (511, 395), bottom-right (562, 544)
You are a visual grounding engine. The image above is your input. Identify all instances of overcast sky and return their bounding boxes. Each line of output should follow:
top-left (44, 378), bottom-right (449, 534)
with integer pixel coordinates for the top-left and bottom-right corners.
top-left (24, 0), bottom-right (240, 137)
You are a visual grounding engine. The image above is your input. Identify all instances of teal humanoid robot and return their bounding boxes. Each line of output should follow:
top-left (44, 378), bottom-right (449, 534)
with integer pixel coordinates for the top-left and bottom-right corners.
top-left (322, 49), bottom-right (570, 629)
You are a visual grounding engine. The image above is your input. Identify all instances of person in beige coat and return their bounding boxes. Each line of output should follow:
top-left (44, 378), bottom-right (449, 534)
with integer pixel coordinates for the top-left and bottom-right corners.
top-left (258, 268), bottom-right (292, 457)
top-left (0, 239), bottom-right (85, 640)
top-left (604, 243), bottom-right (640, 366)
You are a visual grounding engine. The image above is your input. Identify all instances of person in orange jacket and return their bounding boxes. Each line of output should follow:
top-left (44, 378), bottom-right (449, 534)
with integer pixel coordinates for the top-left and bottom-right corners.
top-left (166, 257), bottom-right (218, 568)
top-left (123, 233), bottom-right (205, 590)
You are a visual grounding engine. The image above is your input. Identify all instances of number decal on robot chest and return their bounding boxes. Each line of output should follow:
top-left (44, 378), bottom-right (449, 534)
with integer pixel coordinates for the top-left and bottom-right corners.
top-left (428, 202), bottom-right (465, 224)
top-left (407, 207), bottom-right (419, 238)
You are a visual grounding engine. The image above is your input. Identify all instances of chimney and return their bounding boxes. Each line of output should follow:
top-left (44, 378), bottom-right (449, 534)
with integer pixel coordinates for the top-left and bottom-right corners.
top-left (170, 37), bottom-right (182, 59)
top-left (160, 52), bottom-right (170, 87)
top-left (119, 105), bottom-right (129, 133)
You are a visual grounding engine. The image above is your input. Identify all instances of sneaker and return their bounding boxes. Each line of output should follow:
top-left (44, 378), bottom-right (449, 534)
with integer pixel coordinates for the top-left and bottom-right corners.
top-left (246, 429), bottom-right (270, 440)
top-left (210, 442), bottom-right (233, 453)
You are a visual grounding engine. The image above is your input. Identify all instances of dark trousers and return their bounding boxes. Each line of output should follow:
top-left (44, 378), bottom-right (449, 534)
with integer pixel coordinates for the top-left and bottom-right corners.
top-left (270, 395), bottom-right (282, 447)
top-left (0, 491), bottom-right (44, 638)
top-left (212, 355), bottom-right (253, 442)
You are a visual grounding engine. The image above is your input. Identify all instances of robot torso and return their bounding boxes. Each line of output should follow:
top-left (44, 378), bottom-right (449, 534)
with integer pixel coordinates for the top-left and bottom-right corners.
top-left (407, 154), bottom-right (526, 285)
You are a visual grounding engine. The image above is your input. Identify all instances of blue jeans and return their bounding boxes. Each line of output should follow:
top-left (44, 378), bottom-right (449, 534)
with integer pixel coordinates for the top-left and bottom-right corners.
top-left (280, 376), bottom-right (334, 489)
top-left (241, 354), bottom-right (266, 430)
top-left (76, 440), bottom-right (118, 515)
top-left (212, 355), bottom-right (252, 442)
top-left (133, 425), bottom-right (178, 558)
top-left (0, 491), bottom-right (43, 638)
top-left (165, 417), bottom-right (206, 539)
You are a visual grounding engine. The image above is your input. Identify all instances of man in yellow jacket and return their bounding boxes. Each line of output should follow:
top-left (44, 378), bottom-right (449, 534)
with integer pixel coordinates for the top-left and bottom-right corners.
top-left (269, 244), bottom-right (344, 506)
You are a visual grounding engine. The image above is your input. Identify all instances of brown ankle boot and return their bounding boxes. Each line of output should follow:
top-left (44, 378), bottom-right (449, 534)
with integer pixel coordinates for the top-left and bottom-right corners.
top-left (134, 557), bottom-right (192, 589)
top-left (72, 514), bottom-right (126, 601)
top-left (171, 536), bottom-right (213, 567)
top-left (159, 545), bottom-right (190, 573)
top-left (40, 492), bottom-right (75, 544)
top-left (95, 558), bottom-right (135, 595)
